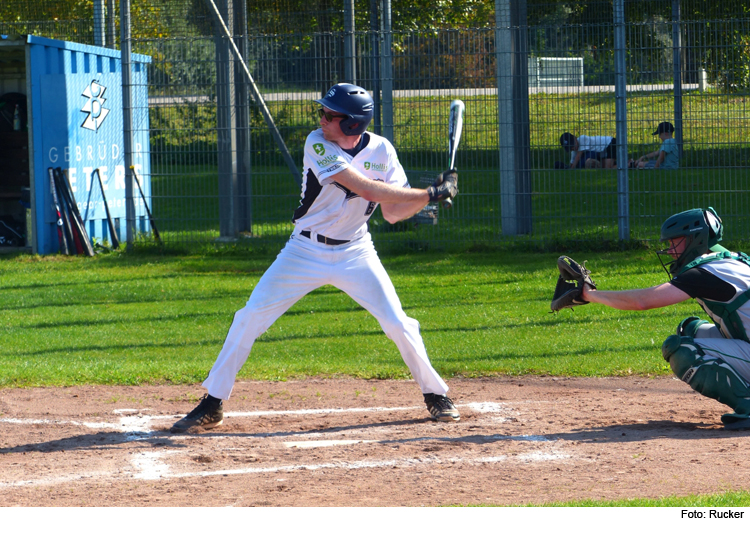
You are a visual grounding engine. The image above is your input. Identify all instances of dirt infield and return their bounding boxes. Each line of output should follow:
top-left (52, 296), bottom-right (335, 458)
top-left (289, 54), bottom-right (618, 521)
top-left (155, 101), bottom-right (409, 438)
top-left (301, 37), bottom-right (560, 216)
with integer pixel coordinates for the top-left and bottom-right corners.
top-left (1, 376), bottom-right (749, 507)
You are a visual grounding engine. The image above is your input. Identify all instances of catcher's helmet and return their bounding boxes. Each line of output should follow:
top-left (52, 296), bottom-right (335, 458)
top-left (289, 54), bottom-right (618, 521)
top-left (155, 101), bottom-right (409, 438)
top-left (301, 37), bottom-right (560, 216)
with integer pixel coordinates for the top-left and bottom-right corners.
top-left (315, 83), bottom-right (374, 136)
top-left (657, 207), bottom-right (724, 276)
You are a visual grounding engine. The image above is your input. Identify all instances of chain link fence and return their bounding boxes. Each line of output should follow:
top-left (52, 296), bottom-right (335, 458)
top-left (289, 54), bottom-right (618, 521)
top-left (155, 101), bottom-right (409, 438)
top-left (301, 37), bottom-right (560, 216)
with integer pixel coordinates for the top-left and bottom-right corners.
top-left (2, 1), bottom-right (750, 251)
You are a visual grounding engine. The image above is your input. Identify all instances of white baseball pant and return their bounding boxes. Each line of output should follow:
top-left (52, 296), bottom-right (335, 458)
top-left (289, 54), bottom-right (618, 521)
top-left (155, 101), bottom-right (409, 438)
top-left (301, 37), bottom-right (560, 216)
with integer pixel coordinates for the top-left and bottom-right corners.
top-left (694, 324), bottom-right (750, 383)
top-left (202, 233), bottom-right (450, 400)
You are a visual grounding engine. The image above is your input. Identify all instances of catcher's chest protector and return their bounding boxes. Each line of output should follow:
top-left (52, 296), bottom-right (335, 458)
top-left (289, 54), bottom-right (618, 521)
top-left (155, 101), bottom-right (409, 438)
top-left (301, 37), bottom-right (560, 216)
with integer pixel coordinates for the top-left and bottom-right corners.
top-left (682, 252), bottom-right (750, 342)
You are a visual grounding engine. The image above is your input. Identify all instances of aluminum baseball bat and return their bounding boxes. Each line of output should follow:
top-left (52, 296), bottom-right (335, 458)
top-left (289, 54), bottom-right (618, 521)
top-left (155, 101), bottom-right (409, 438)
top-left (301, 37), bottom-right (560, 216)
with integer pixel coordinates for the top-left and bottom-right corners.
top-left (444, 99), bottom-right (465, 209)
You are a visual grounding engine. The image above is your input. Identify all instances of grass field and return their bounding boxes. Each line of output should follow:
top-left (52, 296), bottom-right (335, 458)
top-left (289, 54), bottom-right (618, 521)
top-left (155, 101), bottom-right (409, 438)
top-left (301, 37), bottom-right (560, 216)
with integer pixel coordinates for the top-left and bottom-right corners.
top-left (4, 247), bottom-right (750, 506)
top-left (1, 249), bottom-right (687, 388)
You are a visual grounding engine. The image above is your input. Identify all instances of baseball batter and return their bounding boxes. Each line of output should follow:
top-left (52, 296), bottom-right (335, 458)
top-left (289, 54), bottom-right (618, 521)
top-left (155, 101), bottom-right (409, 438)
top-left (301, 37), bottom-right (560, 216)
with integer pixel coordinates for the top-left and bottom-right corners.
top-left (172, 83), bottom-right (460, 431)
top-left (578, 208), bottom-right (750, 429)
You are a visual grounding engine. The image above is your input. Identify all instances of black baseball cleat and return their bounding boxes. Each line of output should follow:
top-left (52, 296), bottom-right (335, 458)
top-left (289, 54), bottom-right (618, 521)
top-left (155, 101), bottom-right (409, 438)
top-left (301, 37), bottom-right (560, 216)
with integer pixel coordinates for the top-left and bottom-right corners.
top-left (424, 393), bottom-right (460, 422)
top-left (171, 394), bottom-right (224, 432)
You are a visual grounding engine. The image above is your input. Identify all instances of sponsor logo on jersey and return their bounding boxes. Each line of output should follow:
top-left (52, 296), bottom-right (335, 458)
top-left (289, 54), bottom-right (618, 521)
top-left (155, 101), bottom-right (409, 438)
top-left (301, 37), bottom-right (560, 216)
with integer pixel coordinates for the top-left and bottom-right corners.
top-left (325, 164), bottom-right (343, 173)
top-left (313, 143), bottom-right (326, 156)
top-left (316, 154), bottom-right (339, 168)
top-left (364, 162), bottom-right (388, 172)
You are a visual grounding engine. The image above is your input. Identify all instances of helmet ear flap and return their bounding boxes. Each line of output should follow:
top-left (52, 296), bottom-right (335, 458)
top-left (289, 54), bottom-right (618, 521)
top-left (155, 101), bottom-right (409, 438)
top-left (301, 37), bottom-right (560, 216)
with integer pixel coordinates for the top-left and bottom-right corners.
top-left (705, 207), bottom-right (723, 242)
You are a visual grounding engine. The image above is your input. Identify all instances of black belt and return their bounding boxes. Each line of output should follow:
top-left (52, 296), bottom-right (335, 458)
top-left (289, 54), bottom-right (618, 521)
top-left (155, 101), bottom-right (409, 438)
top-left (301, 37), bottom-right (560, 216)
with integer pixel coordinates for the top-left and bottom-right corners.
top-left (300, 230), bottom-right (350, 246)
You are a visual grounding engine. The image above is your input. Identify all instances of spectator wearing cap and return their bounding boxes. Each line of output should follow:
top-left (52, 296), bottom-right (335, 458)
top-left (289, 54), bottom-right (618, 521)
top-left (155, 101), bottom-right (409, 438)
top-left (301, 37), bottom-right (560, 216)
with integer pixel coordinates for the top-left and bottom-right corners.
top-left (629, 122), bottom-right (679, 170)
top-left (559, 132), bottom-right (617, 169)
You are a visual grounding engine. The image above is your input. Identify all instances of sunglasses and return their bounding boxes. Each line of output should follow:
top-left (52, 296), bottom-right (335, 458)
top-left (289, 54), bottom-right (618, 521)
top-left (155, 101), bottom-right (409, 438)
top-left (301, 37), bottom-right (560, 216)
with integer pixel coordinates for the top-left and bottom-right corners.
top-left (318, 108), bottom-right (348, 122)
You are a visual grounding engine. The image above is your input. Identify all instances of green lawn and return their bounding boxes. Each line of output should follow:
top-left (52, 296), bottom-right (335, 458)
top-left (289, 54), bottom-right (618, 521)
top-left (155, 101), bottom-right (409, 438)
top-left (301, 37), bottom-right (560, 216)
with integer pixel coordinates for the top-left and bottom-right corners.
top-left (534, 491), bottom-right (750, 507)
top-left (0, 248), bottom-right (690, 387)
top-left (2, 247), bottom-right (749, 507)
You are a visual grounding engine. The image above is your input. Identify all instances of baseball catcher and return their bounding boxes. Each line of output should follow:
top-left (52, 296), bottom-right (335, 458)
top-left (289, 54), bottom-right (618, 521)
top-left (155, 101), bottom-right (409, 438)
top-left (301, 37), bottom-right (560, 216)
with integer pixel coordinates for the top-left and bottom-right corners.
top-left (562, 207), bottom-right (750, 430)
top-left (550, 256), bottom-right (596, 312)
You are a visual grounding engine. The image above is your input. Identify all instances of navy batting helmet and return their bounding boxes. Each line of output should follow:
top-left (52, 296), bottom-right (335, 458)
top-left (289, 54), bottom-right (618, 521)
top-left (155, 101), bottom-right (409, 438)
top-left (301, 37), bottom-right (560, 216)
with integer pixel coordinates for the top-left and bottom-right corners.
top-left (315, 83), bottom-right (374, 136)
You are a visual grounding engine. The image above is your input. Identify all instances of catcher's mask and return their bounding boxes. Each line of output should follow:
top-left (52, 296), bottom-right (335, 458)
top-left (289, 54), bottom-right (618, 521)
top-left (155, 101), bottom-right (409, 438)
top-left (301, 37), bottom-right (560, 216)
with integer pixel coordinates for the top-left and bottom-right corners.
top-left (315, 83), bottom-right (374, 136)
top-left (657, 207), bottom-right (724, 278)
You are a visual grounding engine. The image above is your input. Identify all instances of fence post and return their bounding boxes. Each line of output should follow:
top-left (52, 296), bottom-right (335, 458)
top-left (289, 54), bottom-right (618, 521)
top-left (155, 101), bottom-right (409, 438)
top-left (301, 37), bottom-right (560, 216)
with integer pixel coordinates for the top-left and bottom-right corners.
top-left (235, 0), bottom-right (253, 234)
top-left (120, 0), bottom-right (136, 250)
top-left (496, 0), bottom-right (531, 236)
top-left (344, 0), bottom-right (356, 84)
top-left (672, 0), bottom-right (683, 158)
top-left (106, 0), bottom-right (116, 48)
top-left (369, 0), bottom-right (381, 136)
top-left (214, 0), bottom-right (239, 240)
top-left (379, 0), bottom-right (393, 143)
top-left (93, 0), bottom-right (105, 47)
top-left (614, 0), bottom-right (629, 241)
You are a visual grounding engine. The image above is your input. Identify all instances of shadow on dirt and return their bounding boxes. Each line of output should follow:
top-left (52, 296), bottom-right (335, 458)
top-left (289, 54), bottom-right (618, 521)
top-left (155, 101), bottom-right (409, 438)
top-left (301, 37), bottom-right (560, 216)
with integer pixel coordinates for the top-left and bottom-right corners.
top-left (547, 420), bottom-right (750, 443)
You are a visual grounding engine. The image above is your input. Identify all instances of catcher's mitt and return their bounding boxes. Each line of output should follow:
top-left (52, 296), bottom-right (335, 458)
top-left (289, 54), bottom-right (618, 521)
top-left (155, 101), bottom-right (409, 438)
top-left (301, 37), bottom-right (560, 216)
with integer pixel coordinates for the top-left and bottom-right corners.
top-left (550, 255), bottom-right (596, 312)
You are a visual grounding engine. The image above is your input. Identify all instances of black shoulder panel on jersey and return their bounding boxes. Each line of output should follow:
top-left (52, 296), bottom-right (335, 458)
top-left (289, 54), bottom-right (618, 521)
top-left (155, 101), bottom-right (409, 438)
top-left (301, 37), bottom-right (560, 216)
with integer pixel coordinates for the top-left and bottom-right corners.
top-left (292, 168), bottom-right (323, 222)
top-left (670, 267), bottom-right (737, 302)
top-left (333, 181), bottom-right (360, 200)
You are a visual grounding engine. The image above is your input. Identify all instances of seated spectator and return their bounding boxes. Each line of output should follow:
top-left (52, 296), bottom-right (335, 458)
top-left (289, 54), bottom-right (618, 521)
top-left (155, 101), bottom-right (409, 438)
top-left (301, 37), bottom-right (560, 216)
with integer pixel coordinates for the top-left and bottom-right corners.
top-left (560, 132), bottom-right (617, 169)
top-left (629, 122), bottom-right (679, 170)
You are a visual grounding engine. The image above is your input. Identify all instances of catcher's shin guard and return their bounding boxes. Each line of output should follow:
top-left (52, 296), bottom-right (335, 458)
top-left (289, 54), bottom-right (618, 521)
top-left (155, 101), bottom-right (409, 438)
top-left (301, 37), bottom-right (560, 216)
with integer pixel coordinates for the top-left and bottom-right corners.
top-left (662, 334), bottom-right (750, 427)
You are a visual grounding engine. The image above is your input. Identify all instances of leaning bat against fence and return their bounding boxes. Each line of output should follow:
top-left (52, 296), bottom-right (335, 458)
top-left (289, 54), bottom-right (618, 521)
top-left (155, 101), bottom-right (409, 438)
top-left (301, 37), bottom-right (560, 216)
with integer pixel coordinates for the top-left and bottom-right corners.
top-left (56, 167), bottom-right (94, 256)
top-left (92, 168), bottom-right (119, 249)
top-left (52, 168), bottom-right (77, 254)
top-left (130, 166), bottom-right (162, 244)
top-left (49, 167), bottom-right (69, 255)
top-left (52, 168), bottom-right (82, 254)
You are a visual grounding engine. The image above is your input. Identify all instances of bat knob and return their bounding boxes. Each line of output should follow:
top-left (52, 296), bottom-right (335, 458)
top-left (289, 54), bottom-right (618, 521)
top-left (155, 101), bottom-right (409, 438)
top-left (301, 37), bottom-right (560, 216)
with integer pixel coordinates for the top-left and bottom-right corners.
top-left (442, 198), bottom-right (453, 209)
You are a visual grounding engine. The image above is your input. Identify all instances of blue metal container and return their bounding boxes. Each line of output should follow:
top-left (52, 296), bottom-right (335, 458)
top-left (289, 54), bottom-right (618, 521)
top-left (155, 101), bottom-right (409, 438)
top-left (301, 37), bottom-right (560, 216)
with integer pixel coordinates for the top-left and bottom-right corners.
top-left (23, 35), bottom-right (151, 254)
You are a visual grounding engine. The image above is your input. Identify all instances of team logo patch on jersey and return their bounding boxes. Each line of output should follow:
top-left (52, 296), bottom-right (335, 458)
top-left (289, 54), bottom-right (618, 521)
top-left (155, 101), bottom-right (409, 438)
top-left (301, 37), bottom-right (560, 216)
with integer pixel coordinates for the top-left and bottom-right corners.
top-left (313, 143), bottom-right (326, 156)
top-left (365, 162), bottom-right (388, 172)
top-left (316, 154), bottom-right (339, 168)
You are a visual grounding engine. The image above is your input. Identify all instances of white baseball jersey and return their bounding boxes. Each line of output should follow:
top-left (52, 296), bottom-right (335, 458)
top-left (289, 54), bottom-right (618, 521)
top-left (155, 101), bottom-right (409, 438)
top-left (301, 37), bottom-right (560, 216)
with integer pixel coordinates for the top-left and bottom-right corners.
top-left (671, 254), bottom-right (750, 382)
top-left (693, 256), bottom-right (750, 338)
top-left (294, 129), bottom-right (409, 242)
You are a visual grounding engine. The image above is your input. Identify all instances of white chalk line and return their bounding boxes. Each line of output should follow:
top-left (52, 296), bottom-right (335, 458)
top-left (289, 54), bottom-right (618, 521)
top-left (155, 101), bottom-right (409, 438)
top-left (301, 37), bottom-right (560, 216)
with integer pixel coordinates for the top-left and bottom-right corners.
top-left (155, 450), bottom-right (572, 480)
top-left (2, 447), bottom-right (571, 485)
top-left (0, 401), bottom-right (569, 487)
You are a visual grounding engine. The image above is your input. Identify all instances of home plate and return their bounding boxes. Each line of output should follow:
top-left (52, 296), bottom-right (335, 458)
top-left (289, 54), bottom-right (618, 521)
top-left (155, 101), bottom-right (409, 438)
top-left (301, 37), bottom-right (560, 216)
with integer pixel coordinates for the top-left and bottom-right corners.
top-left (284, 439), bottom-right (377, 449)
